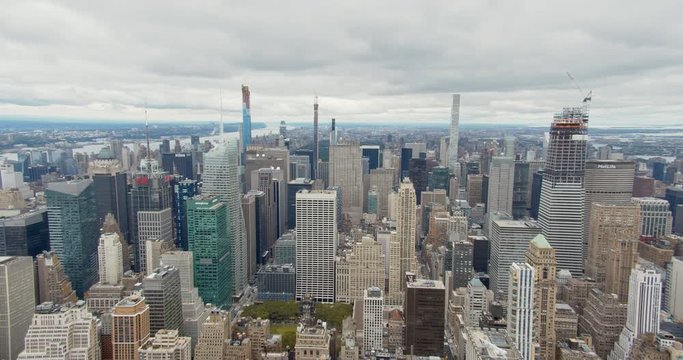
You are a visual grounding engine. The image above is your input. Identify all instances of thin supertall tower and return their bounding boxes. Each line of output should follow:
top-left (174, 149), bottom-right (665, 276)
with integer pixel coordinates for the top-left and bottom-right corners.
top-left (537, 106), bottom-right (588, 275)
top-left (241, 85), bottom-right (252, 152)
top-left (448, 94), bottom-right (460, 174)
top-left (397, 180), bottom-right (417, 291)
top-left (313, 95), bottom-right (319, 179)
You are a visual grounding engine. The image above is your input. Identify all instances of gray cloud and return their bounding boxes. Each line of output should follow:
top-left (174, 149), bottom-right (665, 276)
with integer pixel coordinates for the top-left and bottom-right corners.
top-left (0, 0), bottom-right (681, 126)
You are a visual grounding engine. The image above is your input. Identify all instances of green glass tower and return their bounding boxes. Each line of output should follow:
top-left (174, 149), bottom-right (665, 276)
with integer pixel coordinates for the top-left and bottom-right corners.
top-left (186, 196), bottom-right (232, 307)
top-left (45, 179), bottom-right (99, 297)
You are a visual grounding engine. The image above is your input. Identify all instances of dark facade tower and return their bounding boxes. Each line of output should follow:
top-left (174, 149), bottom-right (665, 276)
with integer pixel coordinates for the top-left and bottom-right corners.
top-left (404, 277), bottom-right (445, 357)
top-left (312, 96), bottom-right (319, 179)
top-left (91, 149), bottom-right (130, 241)
top-left (538, 107), bottom-right (589, 275)
top-left (172, 178), bottom-right (198, 250)
top-left (129, 161), bottom-right (172, 272)
top-left (241, 85), bottom-right (252, 153)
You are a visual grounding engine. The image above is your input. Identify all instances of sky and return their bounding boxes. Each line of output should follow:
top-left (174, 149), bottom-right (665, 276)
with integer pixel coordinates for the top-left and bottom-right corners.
top-left (1, 1), bottom-right (682, 127)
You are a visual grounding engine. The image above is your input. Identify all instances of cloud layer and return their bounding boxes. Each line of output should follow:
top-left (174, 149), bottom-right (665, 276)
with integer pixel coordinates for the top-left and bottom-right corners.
top-left (1, 0), bottom-right (682, 126)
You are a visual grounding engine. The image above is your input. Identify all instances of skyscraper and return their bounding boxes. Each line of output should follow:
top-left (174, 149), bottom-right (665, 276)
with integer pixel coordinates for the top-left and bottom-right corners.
top-left (34, 251), bottom-right (77, 305)
top-left (397, 180), bottom-right (417, 291)
top-left (507, 262), bottom-right (535, 360)
top-left (17, 301), bottom-right (100, 360)
top-left (160, 251), bottom-right (208, 352)
top-left (186, 196), bottom-right (232, 307)
top-left (137, 208), bottom-right (174, 273)
top-left (525, 234), bottom-right (557, 360)
top-left (363, 287), bottom-right (384, 352)
top-left (241, 85), bottom-right (252, 152)
top-left (583, 160), bottom-right (635, 261)
top-left (99, 232), bottom-right (124, 285)
top-left (538, 107), bottom-right (589, 275)
top-left (91, 148), bottom-right (130, 241)
top-left (489, 218), bottom-right (541, 297)
top-left (486, 156), bottom-right (515, 215)
top-left (586, 203), bottom-right (640, 285)
top-left (129, 160), bottom-right (173, 272)
top-left (138, 329), bottom-right (191, 360)
top-left (295, 189), bottom-right (337, 303)
top-left (112, 294), bottom-right (150, 360)
top-left (194, 310), bottom-right (231, 360)
top-left (665, 257), bottom-right (683, 321)
top-left (312, 96), bottom-right (319, 179)
top-left (46, 179), bottom-right (99, 296)
top-left (448, 94), bottom-right (460, 174)
top-left (0, 256), bottom-right (35, 360)
top-left (608, 266), bottom-right (662, 360)
top-left (404, 277), bottom-right (445, 357)
top-left (329, 141), bottom-right (364, 221)
top-left (143, 265), bottom-right (183, 336)
top-left (202, 138), bottom-right (248, 296)
top-left (452, 239), bottom-right (474, 289)
top-left (172, 178), bottom-right (198, 250)
top-left (632, 197), bottom-right (673, 237)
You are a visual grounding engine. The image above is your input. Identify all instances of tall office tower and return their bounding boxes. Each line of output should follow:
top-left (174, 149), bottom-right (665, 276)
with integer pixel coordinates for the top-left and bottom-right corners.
top-left (338, 236), bottom-right (385, 302)
top-left (102, 213), bottom-right (131, 272)
top-left (312, 96), bottom-right (319, 179)
top-left (202, 139), bottom-right (248, 296)
top-left (368, 168), bottom-right (395, 219)
top-left (465, 277), bottom-right (488, 326)
top-left (452, 239), bottom-right (473, 289)
top-left (0, 207), bottom-right (49, 257)
top-left (143, 265), bottom-right (183, 336)
top-left (241, 85), bottom-right (252, 152)
top-left (329, 141), bottom-right (364, 220)
top-left (252, 167), bottom-right (283, 246)
top-left (489, 218), bottom-right (541, 297)
top-left (400, 147), bottom-right (413, 179)
top-left (385, 231), bottom-right (403, 306)
top-left (429, 166), bottom-right (450, 192)
top-left (538, 107), bottom-right (589, 276)
top-left (360, 145), bottom-right (381, 171)
top-left (287, 178), bottom-right (313, 229)
top-left (397, 180), bottom-right (417, 291)
top-left (241, 192), bottom-right (258, 280)
top-left (448, 94), bottom-right (461, 174)
top-left (665, 257), bottom-right (683, 321)
top-left (583, 160), bottom-right (635, 260)
top-left (404, 277), bottom-right (445, 357)
top-left (605, 231), bottom-right (641, 304)
top-left (586, 203), bottom-right (640, 285)
top-left (295, 189), bottom-right (337, 302)
top-left (137, 208), bottom-right (174, 273)
top-left (608, 266), bottom-right (662, 360)
top-left (507, 263), bottom-right (535, 360)
top-left (17, 302), bottom-right (100, 359)
top-left (529, 171), bottom-right (544, 219)
top-left (46, 179), bottom-right (99, 296)
top-left (486, 156), bottom-right (515, 215)
top-left (272, 232), bottom-right (296, 265)
top-left (173, 179), bottom-right (198, 250)
top-left (138, 329), bottom-right (191, 360)
top-left (579, 289), bottom-right (628, 358)
top-left (0, 256), bottom-right (35, 360)
top-left (129, 160), bottom-right (172, 272)
top-left (186, 196), bottom-right (232, 307)
top-left (665, 187), bottom-right (683, 234)
top-left (525, 234), bottom-right (557, 360)
top-left (633, 176), bottom-right (655, 197)
top-left (91, 148), bottom-right (130, 240)
top-left (439, 136), bottom-right (449, 166)
top-left (408, 158), bottom-right (428, 203)
top-left (631, 197), bottom-right (673, 237)
top-left (289, 155), bottom-right (311, 180)
top-left (160, 251), bottom-right (208, 352)
top-left (363, 287), bottom-right (384, 352)
top-left (34, 251), bottom-right (78, 305)
top-left (194, 310), bottom-right (231, 360)
top-left (467, 174), bottom-right (484, 206)
top-left (112, 295), bottom-right (150, 360)
top-left (512, 160), bottom-right (531, 219)
top-left (99, 232), bottom-right (124, 285)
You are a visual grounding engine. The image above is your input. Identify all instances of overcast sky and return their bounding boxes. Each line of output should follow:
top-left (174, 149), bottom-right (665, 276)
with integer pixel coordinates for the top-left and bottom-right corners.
top-left (1, 1), bottom-right (682, 127)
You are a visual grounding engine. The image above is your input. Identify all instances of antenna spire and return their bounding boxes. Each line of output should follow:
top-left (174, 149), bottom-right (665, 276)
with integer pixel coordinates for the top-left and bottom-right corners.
top-left (145, 107), bottom-right (151, 162)
top-left (219, 88), bottom-right (224, 137)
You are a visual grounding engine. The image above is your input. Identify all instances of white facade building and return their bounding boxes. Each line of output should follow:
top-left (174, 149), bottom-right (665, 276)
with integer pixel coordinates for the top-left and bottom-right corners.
top-left (631, 197), bottom-right (673, 238)
top-left (98, 232), bottom-right (123, 285)
top-left (296, 190), bottom-right (337, 303)
top-left (507, 263), bottom-right (535, 360)
top-left (363, 287), bottom-right (384, 352)
top-left (486, 156), bottom-right (515, 216)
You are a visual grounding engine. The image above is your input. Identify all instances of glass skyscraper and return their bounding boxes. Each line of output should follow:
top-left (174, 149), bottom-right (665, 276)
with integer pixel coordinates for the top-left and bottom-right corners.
top-left (45, 179), bottom-right (99, 296)
top-left (186, 196), bottom-right (232, 307)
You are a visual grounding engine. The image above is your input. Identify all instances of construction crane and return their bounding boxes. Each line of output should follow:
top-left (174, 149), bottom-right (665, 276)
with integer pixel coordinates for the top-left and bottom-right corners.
top-left (566, 72), bottom-right (592, 121)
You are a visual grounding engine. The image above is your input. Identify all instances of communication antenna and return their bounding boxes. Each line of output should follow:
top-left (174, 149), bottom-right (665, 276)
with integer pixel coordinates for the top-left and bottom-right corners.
top-left (145, 106), bottom-right (151, 162)
top-left (219, 88), bottom-right (224, 137)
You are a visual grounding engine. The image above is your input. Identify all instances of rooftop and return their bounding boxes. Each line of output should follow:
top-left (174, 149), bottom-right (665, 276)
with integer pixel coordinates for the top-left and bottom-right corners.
top-left (530, 234), bottom-right (551, 249)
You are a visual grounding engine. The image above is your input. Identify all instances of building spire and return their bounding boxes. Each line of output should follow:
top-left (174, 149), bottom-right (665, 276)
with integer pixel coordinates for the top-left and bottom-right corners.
top-left (145, 107), bottom-right (151, 165)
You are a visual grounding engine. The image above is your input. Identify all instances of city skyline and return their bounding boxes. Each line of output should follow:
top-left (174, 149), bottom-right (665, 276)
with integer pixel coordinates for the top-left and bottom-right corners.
top-left (1, 1), bottom-right (682, 126)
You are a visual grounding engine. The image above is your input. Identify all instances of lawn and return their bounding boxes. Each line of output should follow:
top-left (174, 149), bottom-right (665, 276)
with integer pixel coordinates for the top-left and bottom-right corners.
top-left (271, 323), bottom-right (297, 349)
